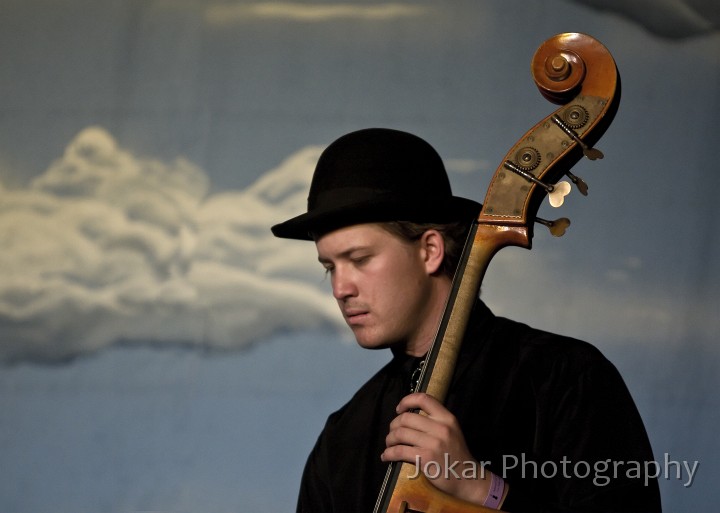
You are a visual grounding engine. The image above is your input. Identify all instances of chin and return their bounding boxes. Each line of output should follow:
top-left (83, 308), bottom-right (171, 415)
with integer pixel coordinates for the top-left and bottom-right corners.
top-left (355, 339), bottom-right (389, 350)
top-left (353, 332), bottom-right (398, 351)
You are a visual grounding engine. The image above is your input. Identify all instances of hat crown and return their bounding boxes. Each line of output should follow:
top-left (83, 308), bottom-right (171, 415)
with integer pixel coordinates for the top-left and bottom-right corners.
top-left (308, 128), bottom-right (452, 209)
top-left (270, 128), bottom-right (480, 240)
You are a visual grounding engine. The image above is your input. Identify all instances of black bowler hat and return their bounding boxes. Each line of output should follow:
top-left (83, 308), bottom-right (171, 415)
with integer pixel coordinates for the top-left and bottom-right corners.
top-left (271, 128), bottom-right (481, 240)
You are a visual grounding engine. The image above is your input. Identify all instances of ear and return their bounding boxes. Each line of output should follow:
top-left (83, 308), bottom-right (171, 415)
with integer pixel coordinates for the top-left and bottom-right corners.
top-left (419, 229), bottom-right (446, 275)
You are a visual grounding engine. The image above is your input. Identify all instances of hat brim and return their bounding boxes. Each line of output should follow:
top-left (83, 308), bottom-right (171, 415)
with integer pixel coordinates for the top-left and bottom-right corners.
top-left (271, 193), bottom-right (481, 240)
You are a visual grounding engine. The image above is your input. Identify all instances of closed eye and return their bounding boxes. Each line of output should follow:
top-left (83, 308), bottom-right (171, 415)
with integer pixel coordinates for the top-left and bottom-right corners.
top-left (351, 256), bottom-right (370, 266)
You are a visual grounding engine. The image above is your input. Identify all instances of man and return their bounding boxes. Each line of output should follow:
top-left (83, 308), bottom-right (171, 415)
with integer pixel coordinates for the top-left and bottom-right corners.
top-left (271, 128), bottom-right (661, 512)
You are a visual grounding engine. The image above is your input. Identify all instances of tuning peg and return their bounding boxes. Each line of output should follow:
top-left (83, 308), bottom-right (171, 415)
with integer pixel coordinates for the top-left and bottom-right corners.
top-left (551, 114), bottom-right (604, 160)
top-left (503, 161), bottom-right (572, 208)
top-left (548, 180), bottom-right (571, 207)
top-left (536, 216), bottom-right (571, 237)
top-left (566, 170), bottom-right (588, 196)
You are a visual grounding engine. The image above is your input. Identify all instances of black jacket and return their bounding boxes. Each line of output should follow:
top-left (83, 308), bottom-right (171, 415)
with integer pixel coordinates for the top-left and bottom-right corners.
top-left (297, 300), bottom-right (662, 512)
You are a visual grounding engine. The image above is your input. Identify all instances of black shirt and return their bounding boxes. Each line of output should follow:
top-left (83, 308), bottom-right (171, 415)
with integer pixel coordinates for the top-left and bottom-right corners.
top-left (297, 300), bottom-right (661, 512)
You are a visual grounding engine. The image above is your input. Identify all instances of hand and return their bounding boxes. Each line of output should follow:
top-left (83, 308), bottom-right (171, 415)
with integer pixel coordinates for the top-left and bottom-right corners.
top-left (381, 392), bottom-right (491, 505)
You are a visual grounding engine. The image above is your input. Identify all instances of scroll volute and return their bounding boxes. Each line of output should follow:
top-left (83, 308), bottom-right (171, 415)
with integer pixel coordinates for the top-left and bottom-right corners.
top-left (478, 33), bottom-right (620, 242)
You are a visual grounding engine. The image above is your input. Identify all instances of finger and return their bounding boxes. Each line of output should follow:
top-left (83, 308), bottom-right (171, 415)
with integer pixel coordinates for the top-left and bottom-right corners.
top-left (388, 410), bottom-right (436, 433)
top-left (396, 393), bottom-right (454, 422)
top-left (381, 443), bottom-right (432, 464)
top-left (385, 424), bottom-right (435, 449)
top-left (396, 392), bottom-right (438, 413)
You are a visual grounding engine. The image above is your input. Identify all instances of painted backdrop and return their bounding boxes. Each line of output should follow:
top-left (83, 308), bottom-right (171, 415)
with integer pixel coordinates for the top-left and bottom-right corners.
top-left (1, 1), bottom-right (718, 511)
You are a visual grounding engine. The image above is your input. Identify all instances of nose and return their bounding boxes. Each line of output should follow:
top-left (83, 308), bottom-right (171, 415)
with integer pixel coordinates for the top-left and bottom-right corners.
top-left (331, 266), bottom-right (357, 301)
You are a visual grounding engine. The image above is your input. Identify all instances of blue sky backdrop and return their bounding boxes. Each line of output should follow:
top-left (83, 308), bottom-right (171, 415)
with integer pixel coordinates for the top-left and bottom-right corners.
top-left (0, 1), bottom-right (718, 511)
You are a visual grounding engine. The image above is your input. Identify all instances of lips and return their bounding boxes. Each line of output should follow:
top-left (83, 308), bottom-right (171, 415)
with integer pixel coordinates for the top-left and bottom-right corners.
top-left (343, 307), bottom-right (369, 324)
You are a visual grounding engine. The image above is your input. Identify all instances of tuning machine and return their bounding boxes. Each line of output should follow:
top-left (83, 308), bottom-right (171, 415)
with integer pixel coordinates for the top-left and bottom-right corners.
top-left (565, 170), bottom-right (588, 196)
top-left (536, 216), bottom-right (571, 237)
top-left (551, 113), bottom-right (604, 161)
top-left (503, 160), bottom-right (572, 207)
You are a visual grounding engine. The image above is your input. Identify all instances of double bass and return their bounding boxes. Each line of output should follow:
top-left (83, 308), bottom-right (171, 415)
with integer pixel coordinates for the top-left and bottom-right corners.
top-left (373, 32), bottom-right (621, 513)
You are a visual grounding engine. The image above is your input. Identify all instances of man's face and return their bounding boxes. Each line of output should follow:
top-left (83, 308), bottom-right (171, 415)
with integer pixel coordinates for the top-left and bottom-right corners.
top-left (315, 223), bottom-right (444, 354)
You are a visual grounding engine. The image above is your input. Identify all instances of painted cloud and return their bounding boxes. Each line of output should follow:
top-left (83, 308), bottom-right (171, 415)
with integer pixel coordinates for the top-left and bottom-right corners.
top-left (0, 127), bottom-right (341, 363)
